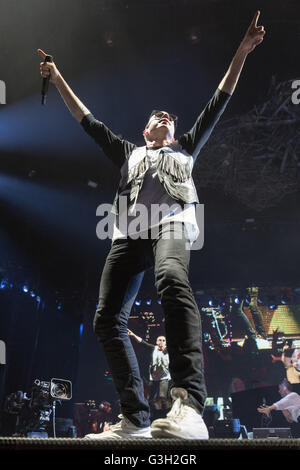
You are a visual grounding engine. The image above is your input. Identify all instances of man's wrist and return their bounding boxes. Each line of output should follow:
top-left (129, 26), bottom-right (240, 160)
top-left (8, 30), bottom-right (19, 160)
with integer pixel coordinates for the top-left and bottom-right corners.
top-left (238, 41), bottom-right (252, 55)
top-left (54, 72), bottom-right (63, 88)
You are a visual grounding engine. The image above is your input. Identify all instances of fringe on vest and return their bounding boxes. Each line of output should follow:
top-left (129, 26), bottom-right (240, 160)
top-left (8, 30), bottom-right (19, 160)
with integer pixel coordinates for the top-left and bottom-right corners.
top-left (157, 153), bottom-right (191, 183)
top-left (127, 157), bottom-right (148, 184)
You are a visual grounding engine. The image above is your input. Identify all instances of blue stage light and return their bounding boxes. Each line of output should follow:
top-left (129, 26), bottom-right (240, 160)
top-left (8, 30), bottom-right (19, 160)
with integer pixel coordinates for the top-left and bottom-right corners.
top-left (0, 279), bottom-right (8, 289)
top-left (234, 296), bottom-right (240, 304)
top-left (135, 300), bottom-right (141, 306)
top-left (22, 285), bottom-right (29, 293)
top-left (146, 299), bottom-right (152, 306)
top-left (280, 295), bottom-right (289, 305)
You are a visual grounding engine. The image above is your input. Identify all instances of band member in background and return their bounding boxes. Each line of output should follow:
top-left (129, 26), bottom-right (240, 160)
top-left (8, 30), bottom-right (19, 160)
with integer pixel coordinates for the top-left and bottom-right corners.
top-left (128, 329), bottom-right (171, 418)
top-left (257, 379), bottom-right (300, 437)
top-left (96, 401), bottom-right (114, 433)
top-left (271, 343), bottom-right (300, 384)
top-left (74, 400), bottom-right (113, 437)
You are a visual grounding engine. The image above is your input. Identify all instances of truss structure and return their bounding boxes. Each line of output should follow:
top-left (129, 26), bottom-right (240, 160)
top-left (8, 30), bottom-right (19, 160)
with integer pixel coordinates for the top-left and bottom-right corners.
top-left (193, 77), bottom-right (300, 211)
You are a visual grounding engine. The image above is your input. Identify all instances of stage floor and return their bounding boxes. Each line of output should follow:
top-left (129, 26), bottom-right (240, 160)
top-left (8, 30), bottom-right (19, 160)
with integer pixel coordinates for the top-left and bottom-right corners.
top-left (0, 436), bottom-right (299, 454)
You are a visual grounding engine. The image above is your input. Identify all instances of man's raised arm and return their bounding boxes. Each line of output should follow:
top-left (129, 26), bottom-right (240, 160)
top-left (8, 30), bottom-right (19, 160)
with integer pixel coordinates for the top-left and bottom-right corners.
top-left (179, 11), bottom-right (266, 159)
top-left (38, 49), bottom-right (135, 168)
top-left (38, 49), bottom-right (90, 122)
top-left (218, 10), bottom-right (266, 95)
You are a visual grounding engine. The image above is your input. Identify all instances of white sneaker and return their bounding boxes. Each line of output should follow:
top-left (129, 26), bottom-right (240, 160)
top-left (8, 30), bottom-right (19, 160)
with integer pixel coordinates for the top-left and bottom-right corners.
top-left (151, 388), bottom-right (209, 440)
top-left (84, 415), bottom-right (152, 439)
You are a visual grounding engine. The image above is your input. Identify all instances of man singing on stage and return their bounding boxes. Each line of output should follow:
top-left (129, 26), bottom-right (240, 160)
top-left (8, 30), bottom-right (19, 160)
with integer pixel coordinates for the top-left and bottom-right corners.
top-left (128, 330), bottom-right (171, 418)
top-left (39, 11), bottom-right (265, 439)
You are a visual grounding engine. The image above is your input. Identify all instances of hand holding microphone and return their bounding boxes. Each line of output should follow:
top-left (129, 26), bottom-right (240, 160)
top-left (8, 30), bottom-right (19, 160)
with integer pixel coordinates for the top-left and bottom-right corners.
top-left (37, 49), bottom-right (60, 104)
top-left (37, 49), bottom-right (90, 122)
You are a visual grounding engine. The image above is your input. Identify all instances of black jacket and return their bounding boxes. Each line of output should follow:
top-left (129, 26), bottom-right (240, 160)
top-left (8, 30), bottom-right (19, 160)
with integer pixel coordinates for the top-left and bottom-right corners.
top-left (81, 87), bottom-right (231, 214)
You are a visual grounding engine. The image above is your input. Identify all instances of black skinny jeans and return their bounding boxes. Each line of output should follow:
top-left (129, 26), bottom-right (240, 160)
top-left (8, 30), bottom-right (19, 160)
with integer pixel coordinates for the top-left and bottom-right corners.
top-left (93, 222), bottom-right (207, 428)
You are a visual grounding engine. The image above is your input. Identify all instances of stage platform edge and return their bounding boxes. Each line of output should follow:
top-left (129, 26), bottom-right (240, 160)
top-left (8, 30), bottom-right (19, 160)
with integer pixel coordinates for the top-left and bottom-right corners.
top-left (0, 437), bottom-right (300, 453)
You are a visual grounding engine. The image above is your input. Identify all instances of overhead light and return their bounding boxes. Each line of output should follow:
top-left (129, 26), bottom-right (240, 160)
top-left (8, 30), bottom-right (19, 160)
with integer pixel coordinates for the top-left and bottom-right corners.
top-left (187, 27), bottom-right (201, 45)
top-left (87, 180), bottom-right (98, 189)
top-left (104, 31), bottom-right (114, 47)
top-left (280, 296), bottom-right (287, 305)
top-left (0, 279), bottom-right (8, 289)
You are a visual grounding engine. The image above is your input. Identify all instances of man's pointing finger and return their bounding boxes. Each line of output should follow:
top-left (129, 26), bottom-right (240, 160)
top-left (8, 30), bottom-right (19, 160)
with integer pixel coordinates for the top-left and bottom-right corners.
top-left (249, 10), bottom-right (260, 30)
top-left (37, 49), bottom-right (47, 60)
top-left (253, 10), bottom-right (260, 27)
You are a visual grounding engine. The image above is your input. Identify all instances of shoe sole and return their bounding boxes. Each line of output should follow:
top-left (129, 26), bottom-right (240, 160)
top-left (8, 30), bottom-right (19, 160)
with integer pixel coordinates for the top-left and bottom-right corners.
top-left (85, 435), bottom-right (152, 440)
top-left (151, 428), bottom-right (182, 439)
top-left (151, 426), bottom-right (208, 440)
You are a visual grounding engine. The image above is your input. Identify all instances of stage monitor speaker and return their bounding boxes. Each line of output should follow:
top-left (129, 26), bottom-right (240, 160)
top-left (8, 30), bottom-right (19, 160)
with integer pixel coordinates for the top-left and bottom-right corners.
top-left (212, 419), bottom-right (241, 438)
top-left (253, 427), bottom-right (292, 439)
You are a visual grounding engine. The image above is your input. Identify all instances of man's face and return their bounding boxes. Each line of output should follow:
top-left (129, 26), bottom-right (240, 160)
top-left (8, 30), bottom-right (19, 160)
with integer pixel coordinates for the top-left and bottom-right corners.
top-left (143, 111), bottom-right (176, 142)
top-left (156, 336), bottom-right (166, 350)
top-left (278, 384), bottom-right (287, 397)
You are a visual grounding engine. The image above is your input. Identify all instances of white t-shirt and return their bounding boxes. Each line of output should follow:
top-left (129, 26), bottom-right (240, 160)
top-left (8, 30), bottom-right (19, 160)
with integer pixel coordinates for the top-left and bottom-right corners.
top-left (150, 346), bottom-right (171, 382)
top-left (112, 147), bottom-right (199, 245)
top-left (273, 392), bottom-right (300, 422)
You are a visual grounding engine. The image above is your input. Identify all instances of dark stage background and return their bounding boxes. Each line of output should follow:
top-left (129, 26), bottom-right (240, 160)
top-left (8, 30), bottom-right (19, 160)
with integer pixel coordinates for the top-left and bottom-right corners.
top-left (0, 0), bottom-right (299, 435)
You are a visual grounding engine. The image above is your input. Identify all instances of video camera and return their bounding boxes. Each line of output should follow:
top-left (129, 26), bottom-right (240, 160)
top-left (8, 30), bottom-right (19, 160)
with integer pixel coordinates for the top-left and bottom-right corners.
top-left (4, 378), bottom-right (72, 437)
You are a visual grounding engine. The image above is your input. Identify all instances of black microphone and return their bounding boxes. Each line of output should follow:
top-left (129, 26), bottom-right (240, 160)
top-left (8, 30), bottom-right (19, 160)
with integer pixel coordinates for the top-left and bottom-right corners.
top-left (41, 54), bottom-right (53, 105)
